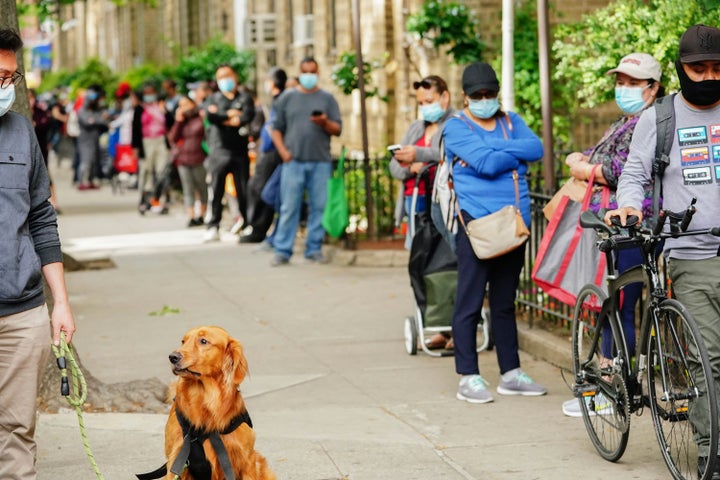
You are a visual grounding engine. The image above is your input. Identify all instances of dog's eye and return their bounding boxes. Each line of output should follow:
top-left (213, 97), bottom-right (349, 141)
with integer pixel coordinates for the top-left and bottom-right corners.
top-left (199, 338), bottom-right (209, 345)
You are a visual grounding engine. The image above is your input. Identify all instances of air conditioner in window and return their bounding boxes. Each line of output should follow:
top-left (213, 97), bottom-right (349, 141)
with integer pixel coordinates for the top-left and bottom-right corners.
top-left (293, 14), bottom-right (314, 47)
top-left (247, 14), bottom-right (276, 47)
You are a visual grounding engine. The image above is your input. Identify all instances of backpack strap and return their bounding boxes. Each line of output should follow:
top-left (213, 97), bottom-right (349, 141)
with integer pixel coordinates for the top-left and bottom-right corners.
top-left (651, 94), bottom-right (676, 223)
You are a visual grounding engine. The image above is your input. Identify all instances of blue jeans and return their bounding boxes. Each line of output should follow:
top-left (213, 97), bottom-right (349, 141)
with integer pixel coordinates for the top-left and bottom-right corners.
top-left (273, 160), bottom-right (333, 259)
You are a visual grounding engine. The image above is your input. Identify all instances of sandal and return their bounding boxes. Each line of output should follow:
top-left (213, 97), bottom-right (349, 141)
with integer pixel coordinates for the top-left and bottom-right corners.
top-left (424, 333), bottom-right (447, 350)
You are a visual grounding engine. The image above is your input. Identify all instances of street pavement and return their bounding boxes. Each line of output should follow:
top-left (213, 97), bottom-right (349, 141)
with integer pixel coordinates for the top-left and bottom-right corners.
top-left (35, 160), bottom-right (671, 479)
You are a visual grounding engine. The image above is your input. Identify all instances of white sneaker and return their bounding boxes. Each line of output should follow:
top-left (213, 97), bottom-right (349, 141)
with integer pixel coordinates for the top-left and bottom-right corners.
top-left (203, 226), bottom-right (220, 242)
top-left (229, 218), bottom-right (245, 235)
top-left (562, 393), bottom-right (614, 417)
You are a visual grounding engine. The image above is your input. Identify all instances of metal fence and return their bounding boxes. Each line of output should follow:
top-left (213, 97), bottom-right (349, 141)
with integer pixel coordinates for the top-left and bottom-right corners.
top-left (340, 154), bottom-right (573, 329)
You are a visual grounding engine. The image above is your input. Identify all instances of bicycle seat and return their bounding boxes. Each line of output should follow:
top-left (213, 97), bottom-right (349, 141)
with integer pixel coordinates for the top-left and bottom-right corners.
top-left (579, 210), bottom-right (615, 234)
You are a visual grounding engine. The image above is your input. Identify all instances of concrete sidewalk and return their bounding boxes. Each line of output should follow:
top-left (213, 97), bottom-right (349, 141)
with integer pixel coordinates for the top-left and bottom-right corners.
top-left (35, 161), bottom-right (669, 479)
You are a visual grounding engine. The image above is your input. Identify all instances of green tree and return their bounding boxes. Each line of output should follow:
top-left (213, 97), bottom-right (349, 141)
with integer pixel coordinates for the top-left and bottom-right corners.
top-left (553, 0), bottom-right (720, 110)
top-left (330, 51), bottom-right (387, 102)
top-left (406, 0), bottom-right (485, 64)
top-left (173, 38), bottom-right (255, 90)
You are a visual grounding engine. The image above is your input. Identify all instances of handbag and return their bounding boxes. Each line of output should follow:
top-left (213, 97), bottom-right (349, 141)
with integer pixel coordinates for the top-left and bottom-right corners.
top-left (457, 170), bottom-right (530, 259)
top-left (431, 136), bottom-right (458, 237)
top-left (531, 165), bottom-right (610, 306)
top-left (542, 177), bottom-right (588, 221)
top-left (322, 147), bottom-right (349, 238)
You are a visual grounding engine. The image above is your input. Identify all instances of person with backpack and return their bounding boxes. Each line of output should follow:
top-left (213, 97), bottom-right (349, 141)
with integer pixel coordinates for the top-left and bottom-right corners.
top-left (559, 52), bottom-right (664, 417)
top-left (607, 24), bottom-right (720, 477)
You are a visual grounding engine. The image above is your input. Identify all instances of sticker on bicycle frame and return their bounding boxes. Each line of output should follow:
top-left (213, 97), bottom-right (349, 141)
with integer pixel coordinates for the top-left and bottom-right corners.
top-left (681, 146), bottom-right (710, 165)
top-left (682, 165), bottom-right (713, 185)
top-left (711, 125), bottom-right (720, 144)
top-left (715, 165), bottom-right (720, 183)
top-left (678, 126), bottom-right (708, 146)
top-left (713, 145), bottom-right (720, 163)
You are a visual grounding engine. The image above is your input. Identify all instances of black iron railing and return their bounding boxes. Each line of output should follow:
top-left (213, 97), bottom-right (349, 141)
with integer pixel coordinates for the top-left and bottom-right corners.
top-left (339, 155), bottom-right (574, 330)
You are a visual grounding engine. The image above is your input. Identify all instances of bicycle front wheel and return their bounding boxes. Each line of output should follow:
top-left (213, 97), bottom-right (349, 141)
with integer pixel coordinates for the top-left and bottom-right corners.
top-left (646, 299), bottom-right (719, 480)
top-left (571, 284), bottom-right (630, 462)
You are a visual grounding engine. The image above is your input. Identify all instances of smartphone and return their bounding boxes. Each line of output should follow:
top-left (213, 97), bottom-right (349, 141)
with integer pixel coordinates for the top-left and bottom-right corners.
top-left (311, 110), bottom-right (323, 117)
top-left (387, 144), bottom-right (402, 153)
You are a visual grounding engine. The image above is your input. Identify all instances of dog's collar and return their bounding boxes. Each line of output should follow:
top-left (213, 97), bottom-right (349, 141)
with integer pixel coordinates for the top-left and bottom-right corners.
top-left (135, 408), bottom-right (253, 480)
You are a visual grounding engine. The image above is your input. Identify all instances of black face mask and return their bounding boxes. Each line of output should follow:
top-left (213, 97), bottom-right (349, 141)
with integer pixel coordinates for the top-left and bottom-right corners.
top-left (676, 59), bottom-right (720, 106)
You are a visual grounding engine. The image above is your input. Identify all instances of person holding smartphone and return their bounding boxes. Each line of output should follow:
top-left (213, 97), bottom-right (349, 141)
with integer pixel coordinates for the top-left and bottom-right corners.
top-left (389, 75), bottom-right (455, 251)
top-left (269, 57), bottom-right (342, 265)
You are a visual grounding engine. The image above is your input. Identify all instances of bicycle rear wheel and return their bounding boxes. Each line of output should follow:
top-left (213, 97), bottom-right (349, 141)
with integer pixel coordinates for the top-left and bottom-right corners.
top-left (646, 299), bottom-right (719, 480)
top-left (571, 284), bottom-right (630, 462)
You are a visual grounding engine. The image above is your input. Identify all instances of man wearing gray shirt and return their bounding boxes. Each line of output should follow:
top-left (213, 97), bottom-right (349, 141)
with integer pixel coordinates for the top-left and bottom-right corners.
top-left (607, 24), bottom-right (720, 477)
top-left (270, 57), bottom-right (342, 265)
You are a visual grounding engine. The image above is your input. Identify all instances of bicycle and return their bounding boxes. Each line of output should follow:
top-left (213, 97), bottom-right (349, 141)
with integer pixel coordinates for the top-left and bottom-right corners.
top-left (571, 199), bottom-right (720, 480)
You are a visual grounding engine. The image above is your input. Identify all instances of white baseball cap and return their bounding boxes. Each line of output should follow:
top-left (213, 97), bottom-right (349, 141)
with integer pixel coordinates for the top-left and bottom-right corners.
top-left (606, 53), bottom-right (662, 82)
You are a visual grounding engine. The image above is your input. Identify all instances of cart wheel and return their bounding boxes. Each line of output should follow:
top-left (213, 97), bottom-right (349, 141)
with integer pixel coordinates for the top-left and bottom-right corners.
top-left (404, 316), bottom-right (418, 355)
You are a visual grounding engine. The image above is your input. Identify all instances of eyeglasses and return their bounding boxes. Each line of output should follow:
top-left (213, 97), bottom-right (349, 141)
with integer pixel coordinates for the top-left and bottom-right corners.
top-left (469, 90), bottom-right (498, 100)
top-left (0, 72), bottom-right (24, 89)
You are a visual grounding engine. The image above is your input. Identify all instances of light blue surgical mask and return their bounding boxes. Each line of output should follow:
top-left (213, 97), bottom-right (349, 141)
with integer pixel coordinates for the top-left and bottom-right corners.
top-left (143, 94), bottom-right (157, 104)
top-left (468, 98), bottom-right (499, 119)
top-left (420, 102), bottom-right (445, 123)
top-left (0, 85), bottom-right (15, 117)
top-left (217, 78), bottom-right (236, 93)
top-left (299, 73), bottom-right (318, 90)
top-left (615, 85), bottom-right (648, 115)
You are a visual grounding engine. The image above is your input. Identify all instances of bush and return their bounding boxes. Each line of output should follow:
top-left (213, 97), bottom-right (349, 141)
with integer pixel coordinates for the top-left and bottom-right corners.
top-left (173, 38), bottom-right (255, 90)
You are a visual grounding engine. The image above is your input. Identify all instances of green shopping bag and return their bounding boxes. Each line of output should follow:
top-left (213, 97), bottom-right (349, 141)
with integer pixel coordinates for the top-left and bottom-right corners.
top-left (322, 147), bottom-right (349, 238)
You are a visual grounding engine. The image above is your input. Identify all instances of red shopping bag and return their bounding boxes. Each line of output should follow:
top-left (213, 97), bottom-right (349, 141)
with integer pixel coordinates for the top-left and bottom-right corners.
top-left (114, 144), bottom-right (138, 174)
top-left (531, 166), bottom-right (610, 306)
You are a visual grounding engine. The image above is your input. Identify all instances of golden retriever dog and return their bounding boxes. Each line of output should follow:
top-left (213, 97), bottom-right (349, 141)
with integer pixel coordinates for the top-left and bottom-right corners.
top-left (164, 326), bottom-right (275, 480)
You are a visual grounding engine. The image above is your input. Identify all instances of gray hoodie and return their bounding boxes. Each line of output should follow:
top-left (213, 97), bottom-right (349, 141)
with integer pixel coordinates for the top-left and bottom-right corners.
top-left (0, 111), bottom-right (62, 316)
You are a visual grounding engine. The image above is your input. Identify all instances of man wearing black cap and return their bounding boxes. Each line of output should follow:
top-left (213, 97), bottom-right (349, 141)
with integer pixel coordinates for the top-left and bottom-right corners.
top-left (609, 24), bottom-right (720, 478)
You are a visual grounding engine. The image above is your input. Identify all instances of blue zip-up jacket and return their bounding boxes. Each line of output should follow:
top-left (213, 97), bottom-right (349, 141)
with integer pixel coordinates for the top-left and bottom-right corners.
top-left (443, 111), bottom-right (543, 227)
top-left (0, 111), bottom-right (61, 316)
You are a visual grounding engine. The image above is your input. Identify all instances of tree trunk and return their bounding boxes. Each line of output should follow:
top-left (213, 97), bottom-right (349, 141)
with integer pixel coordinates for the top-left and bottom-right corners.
top-left (0, 0), bottom-right (31, 119)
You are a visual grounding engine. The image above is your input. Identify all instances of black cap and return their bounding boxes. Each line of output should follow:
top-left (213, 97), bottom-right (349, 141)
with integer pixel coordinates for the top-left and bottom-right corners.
top-left (679, 24), bottom-right (720, 63)
top-left (461, 62), bottom-right (499, 96)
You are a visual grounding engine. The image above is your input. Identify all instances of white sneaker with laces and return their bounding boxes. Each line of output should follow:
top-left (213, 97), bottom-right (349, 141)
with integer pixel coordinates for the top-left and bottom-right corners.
top-left (457, 375), bottom-right (494, 404)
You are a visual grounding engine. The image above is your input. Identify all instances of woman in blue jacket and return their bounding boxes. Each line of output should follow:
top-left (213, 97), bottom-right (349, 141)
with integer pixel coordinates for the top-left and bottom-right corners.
top-left (444, 62), bottom-right (545, 404)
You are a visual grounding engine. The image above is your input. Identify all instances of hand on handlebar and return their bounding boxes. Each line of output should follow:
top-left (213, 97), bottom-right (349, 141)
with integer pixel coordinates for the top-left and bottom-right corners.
top-left (604, 206), bottom-right (643, 227)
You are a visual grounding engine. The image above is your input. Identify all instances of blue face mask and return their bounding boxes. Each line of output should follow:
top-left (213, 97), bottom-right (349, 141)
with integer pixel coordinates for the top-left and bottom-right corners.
top-left (615, 86), bottom-right (647, 114)
top-left (85, 91), bottom-right (100, 102)
top-left (0, 85), bottom-right (15, 117)
top-left (420, 102), bottom-right (445, 123)
top-left (143, 94), bottom-right (157, 104)
top-left (217, 78), bottom-right (236, 93)
top-left (299, 73), bottom-right (318, 90)
top-left (468, 98), bottom-right (499, 119)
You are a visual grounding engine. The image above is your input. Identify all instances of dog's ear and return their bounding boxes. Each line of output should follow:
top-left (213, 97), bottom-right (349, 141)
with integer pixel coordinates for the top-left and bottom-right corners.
top-left (223, 338), bottom-right (248, 386)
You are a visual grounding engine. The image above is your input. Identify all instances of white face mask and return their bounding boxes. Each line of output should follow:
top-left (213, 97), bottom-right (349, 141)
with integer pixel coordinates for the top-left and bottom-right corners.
top-left (0, 85), bottom-right (15, 117)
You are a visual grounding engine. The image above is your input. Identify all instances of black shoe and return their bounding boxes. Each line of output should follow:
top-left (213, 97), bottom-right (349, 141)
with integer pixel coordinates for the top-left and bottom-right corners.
top-left (698, 456), bottom-right (720, 480)
top-left (187, 217), bottom-right (204, 228)
top-left (239, 233), bottom-right (265, 244)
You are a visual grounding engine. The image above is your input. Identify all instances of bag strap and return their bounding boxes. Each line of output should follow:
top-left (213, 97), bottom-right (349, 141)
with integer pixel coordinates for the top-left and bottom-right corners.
top-left (652, 94), bottom-right (676, 224)
top-left (335, 146), bottom-right (346, 178)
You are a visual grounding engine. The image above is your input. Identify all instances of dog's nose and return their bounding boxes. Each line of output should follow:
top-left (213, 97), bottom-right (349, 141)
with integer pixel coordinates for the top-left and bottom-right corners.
top-left (169, 352), bottom-right (182, 364)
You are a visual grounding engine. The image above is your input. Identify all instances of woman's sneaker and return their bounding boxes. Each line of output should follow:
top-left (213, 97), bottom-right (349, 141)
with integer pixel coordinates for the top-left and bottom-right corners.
top-left (457, 375), bottom-right (494, 404)
top-left (496, 370), bottom-right (547, 396)
top-left (562, 393), bottom-right (614, 417)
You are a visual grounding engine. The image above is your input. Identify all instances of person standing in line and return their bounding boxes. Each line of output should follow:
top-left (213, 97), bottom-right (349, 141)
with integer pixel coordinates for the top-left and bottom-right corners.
top-left (606, 24), bottom-right (720, 476)
top-left (169, 95), bottom-right (208, 227)
top-left (76, 84), bottom-right (109, 190)
top-left (136, 83), bottom-right (168, 213)
top-left (560, 52), bottom-right (664, 418)
top-left (270, 57), bottom-right (342, 265)
top-left (202, 64), bottom-right (255, 242)
top-left (390, 75), bottom-right (456, 251)
top-left (28, 88), bottom-right (60, 211)
top-left (443, 62), bottom-right (546, 404)
top-left (240, 66), bottom-right (287, 244)
top-left (0, 29), bottom-right (76, 479)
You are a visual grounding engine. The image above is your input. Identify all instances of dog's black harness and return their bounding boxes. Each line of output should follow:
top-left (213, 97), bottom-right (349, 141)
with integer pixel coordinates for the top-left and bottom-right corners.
top-left (136, 407), bottom-right (253, 480)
